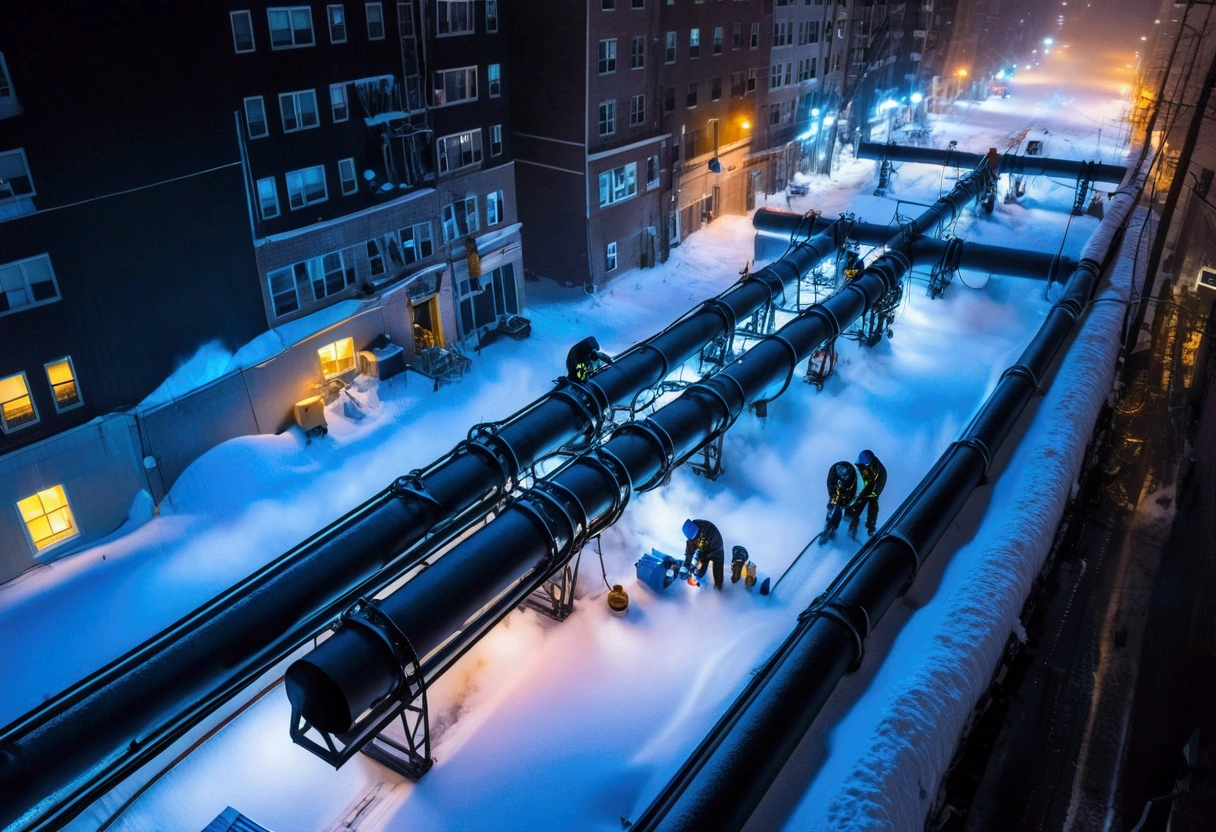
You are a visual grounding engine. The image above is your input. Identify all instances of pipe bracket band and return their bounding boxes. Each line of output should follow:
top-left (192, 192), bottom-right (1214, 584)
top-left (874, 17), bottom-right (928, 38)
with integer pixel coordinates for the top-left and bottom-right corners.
top-left (1000, 363), bottom-right (1041, 393)
top-left (752, 335), bottom-right (801, 408)
top-left (391, 472), bottom-right (443, 516)
top-left (953, 436), bottom-right (993, 478)
top-left (529, 482), bottom-right (587, 558)
top-left (799, 595), bottom-right (872, 672)
top-left (342, 598), bottom-right (425, 696)
top-left (618, 419), bottom-right (678, 492)
top-left (467, 423), bottom-right (523, 484)
top-left (587, 447), bottom-right (633, 528)
top-left (549, 378), bottom-right (610, 439)
top-left (882, 528), bottom-right (923, 589)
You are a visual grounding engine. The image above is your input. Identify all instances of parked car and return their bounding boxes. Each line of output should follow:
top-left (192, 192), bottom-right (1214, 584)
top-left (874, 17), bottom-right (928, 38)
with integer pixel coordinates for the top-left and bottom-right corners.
top-left (788, 182), bottom-right (810, 197)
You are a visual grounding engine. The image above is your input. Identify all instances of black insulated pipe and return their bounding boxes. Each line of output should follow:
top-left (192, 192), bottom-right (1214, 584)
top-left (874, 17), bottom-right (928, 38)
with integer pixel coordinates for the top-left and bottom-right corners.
top-left (284, 166), bottom-right (993, 742)
top-left (753, 209), bottom-right (1077, 282)
top-left (0, 225), bottom-right (849, 832)
top-left (857, 141), bottom-right (1127, 185)
top-left (628, 171), bottom-right (1144, 832)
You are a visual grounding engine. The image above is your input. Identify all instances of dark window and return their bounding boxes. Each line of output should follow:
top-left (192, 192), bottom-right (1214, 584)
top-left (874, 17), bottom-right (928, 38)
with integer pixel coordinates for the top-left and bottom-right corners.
top-left (664, 86), bottom-right (675, 113)
top-left (686, 82), bottom-right (697, 108)
top-left (711, 77), bottom-right (721, 101)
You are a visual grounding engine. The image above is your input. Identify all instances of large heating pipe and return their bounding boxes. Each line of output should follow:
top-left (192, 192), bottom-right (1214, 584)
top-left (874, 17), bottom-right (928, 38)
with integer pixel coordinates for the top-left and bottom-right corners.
top-left (0, 227), bottom-right (852, 831)
top-left (627, 171), bottom-right (1145, 832)
top-left (284, 165), bottom-right (994, 742)
top-left (752, 209), bottom-right (1077, 282)
top-left (857, 141), bottom-right (1127, 184)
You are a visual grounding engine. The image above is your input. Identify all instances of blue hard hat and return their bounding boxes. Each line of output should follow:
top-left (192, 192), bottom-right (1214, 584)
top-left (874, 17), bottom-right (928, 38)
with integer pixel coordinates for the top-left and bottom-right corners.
top-left (682, 519), bottom-right (700, 540)
top-left (858, 449), bottom-right (876, 467)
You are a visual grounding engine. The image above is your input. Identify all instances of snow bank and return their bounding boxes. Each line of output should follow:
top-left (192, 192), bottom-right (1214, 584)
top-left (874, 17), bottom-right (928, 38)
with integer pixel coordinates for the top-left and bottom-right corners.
top-left (788, 207), bottom-right (1151, 831)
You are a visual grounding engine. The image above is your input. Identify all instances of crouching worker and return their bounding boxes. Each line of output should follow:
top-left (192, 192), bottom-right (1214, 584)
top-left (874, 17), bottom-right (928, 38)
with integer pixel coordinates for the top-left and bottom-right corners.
top-left (821, 461), bottom-right (860, 544)
top-left (682, 518), bottom-right (725, 590)
top-left (565, 336), bottom-right (613, 383)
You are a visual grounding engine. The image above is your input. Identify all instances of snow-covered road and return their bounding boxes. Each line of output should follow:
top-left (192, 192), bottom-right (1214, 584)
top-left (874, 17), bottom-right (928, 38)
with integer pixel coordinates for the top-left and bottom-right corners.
top-left (3, 45), bottom-right (1135, 832)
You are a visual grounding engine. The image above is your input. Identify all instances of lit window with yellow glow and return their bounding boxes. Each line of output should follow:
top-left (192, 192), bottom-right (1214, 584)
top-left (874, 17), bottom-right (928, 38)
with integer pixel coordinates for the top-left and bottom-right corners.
top-left (17, 485), bottom-right (79, 553)
top-left (0, 371), bottom-right (38, 432)
top-left (318, 337), bottom-right (355, 377)
top-left (44, 357), bottom-right (82, 412)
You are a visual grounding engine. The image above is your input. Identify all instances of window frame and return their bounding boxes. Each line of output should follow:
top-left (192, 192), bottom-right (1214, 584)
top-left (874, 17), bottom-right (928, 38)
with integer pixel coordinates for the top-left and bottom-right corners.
top-left (436, 0), bottom-right (476, 36)
top-left (366, 2), bottom-right (386, 39)
top-left (689, 28), bottom-right (700, 59)
top-left (230, 10), bottom-right (256, 53)
top-left (490, 123), bottom-right (503, 157)
top-left (243, 96), bottom-right (269, 139)
top-left (629, 94), bottom-right (645, 127)
top-left (0, 371), bottom-right (38, 433)
top-left (631, 35), bottom-right (645, 70)
top-left (665, 31), bottom-right (676, 63)
top-left (441, 194), bottom-right (480, 242)
top-left (268, 265), bottom-right (301, 317)
top-left (267, 6), bottom-right (315, 50)
top-left (0, 148), bottom-right (36, 204)
top-left (486, 190), bottom-right (504, 226)
top-left (436, 130), bottom-right (484, 174)
top-left (318, 337), bottom-right (357, 378)
top-left (597, 162), bottom-right (637, 208)
top-left (486, 0), bottom-right (499, 32)
top-left (279, 88), bottom-right (320, 133)
top-left (646, 154), bottom-right (660, 189)
top-left (598, 99), bottom-right (616, 137)
top-left (599, 38), bottom-right (618, 75)
top-left (400, 221), bottom-right (435, 264)
top-left (433, 65), bottom-right (478, 107)
top-left (713, 26), bottom-right (723, 54)
top-left (327, 4), bottom-right (348, 42)
top-left (606, 241), bottom-right (618, 272)
top-left (330, 83), bottom-right (349, 122)
top-left (0, 253), bottom-right (61, 318)
top-left (750, 22), bottom-right (759, 49)
top-left (17, 484), bottom-right (80, 555)
top-left (44, 357), bottom-right (83, 414)
top-left (256, 176), bottom-right (280, 220)
top-left (488, 63), bottom-right (502, 98)
top-left (285, 164), bottom-right (328, 210)
top-left (338, 158), bottom-right (358, 195)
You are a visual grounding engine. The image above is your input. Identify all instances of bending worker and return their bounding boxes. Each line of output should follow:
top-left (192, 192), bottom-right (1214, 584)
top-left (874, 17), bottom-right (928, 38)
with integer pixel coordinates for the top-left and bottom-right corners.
top-left (682, 518), bottom-right (725, 590)
top-left (565, 336), bottom-right (613, 383)
top-left (851, 449), bottom-right (887, 538)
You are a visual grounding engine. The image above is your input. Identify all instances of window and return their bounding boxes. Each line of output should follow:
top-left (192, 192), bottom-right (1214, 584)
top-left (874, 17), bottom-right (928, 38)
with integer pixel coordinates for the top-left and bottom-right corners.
top-left (401, 222), bottom-right (434, 263)
top-left (327, 4), bottom-right (347, 42)
top-left (318, 337), bottom-right (356, 377)
top-left (632, 0), bottom-right (644, 7)
top-left (285, 165), bottom-right (327, 209)
top-left (602, 0), bottom-right (614, 8)
top-left (269, 266), bottom-right (300, 316)
top-left (0, 148), bottom-right (35, 203)
top-left (599, 39), bottom-right (617, 74)
top-left (631, 35), bottom-right (645, 69)
top-left (243, 97), bottom-right (268, 138)
top-left (810, 21), bottom-right (819, 44)
top-left (256, 177), bottom-right (280, 220)
top-left (0, 254), bottom-right (59, 316)
top-left (597, 162), bottom-right (637, 207)
top-left (433, 66), bottom-right (478, 106)
top-left (488, 64), bottom-right (501, 97)
top-left (366, 239), bottom-right (387, 275)
top-left (279, 89), bottom-right (319, 132)
top-left (442, 195), bottom-right (479, 241)
top-left (17, 485), bottom-right (78, 553)
top-left (630, 94), bottom-right (645, 126)
top-left (486, 190), bottom-right (504, 225)
top-left (710, 77), bottom-right (721, 101)
top-left (45, 358), bottom-right (82, 413)
top-left (646, 154), bottom-right (659, 189)
top-left (598, 100), bottom-right (616, 136)
top-left (665, 32), bottom-right (677, 63)
top-left (330, 84), bottom-right (349, 122)
top-left (311, 251), bottom-right (355, 299)
top-left (366, 2), bottom-right (385, 39)
top-left (713, 26), bottom-right (723, 54)
top-left (689, 28), bottom-right (699, 58)
top-left (267, 7), bottom-right (315, 49)
top-left (810, 57), bottom-right (817, 79)
top-left (0, 52), bottom-right (17, 115)
top-left (770, 103), bottom-right (780, 125)
top-left (771, 64), bottom-right (782, 89)
top-left (338, 158), bottom-right (357, 195)
top-left (437, 0), bottom-right (475, 35)
top-left (0, 372), bottom-right (37, 432)
top-left (664, 86), bottom-right (675, 113)
top-left (606, 242), bottom-right (618, 272)
top-left (686, 82), bottom-right (697, 108)
top-left (750, 22), bottom-right (759, 48)
top-left (486, 0), bottom-right (498, 31)
top-left (733, 23), bottom-right (742, 49)
top-left (747, 68), bottom-right (757, 94)
top-left (437, 130), bottom-right (483, 173)
top-left (730, 71), bottom-right (744, 97)
top-left (231, 11), bottom-right (256, 52)
top-left (490, 123), bottom-right (503, 156)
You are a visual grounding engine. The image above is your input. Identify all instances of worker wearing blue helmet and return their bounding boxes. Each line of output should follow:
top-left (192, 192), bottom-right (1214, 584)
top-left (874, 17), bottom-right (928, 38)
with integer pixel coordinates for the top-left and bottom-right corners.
top-left (851, 449), bottom-right (887, 538)
top-left (681, 518), bottom-right (725, 589)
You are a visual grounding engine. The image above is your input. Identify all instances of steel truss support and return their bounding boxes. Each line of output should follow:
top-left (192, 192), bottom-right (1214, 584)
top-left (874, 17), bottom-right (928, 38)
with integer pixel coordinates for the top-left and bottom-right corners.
top-left (525, 550), bottom-right (582, 620)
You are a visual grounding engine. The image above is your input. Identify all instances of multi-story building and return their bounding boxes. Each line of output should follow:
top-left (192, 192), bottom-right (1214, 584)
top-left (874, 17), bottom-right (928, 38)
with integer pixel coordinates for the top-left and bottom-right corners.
top-left (510, 0), bottom-right (772, 289)
top-left (0, 1), bottom-right (525, 580)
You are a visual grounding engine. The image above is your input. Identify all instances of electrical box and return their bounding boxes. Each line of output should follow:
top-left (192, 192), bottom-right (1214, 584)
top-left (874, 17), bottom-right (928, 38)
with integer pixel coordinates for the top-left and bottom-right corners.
top-left (293, 396), bottom-right (327, 435)
top-left (357, 342), bottom-right (406, 380)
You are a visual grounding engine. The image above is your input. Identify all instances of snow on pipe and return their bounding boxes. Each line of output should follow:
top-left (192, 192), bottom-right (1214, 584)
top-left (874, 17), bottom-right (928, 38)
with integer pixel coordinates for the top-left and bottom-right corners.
top-left (0, 228), bottom-right (850, 832)
top-left (752, 209), bottom-right (1077, 282)
top-left (283, 165), bottom-right (994, 745)
top-left (629, 171), bottom-right (1146, 832)
top-left (856, 141), bottom-right (1127, 185)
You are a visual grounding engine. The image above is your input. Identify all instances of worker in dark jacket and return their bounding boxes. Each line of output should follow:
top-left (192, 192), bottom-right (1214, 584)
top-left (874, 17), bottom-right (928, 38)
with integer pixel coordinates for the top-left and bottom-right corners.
top-left (682, 518), bottom-right (725, 589)
top-left (821, 462), bottom-right (861, 543)
top-left (565, 336), bottom-right (612, 383)
top-left (847, 449), bottom-right (887, 538)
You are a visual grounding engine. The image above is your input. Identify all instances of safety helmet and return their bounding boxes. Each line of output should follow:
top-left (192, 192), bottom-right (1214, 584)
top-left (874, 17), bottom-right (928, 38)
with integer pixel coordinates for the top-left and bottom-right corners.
top-left (833, 462), bottom-right (856, 484)
top-left (682, 519), bottom-right (700, 540)
top-left (858, 449), bottom-right (876, 467)
top-left (587, 336), bottom-right (600, 351)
